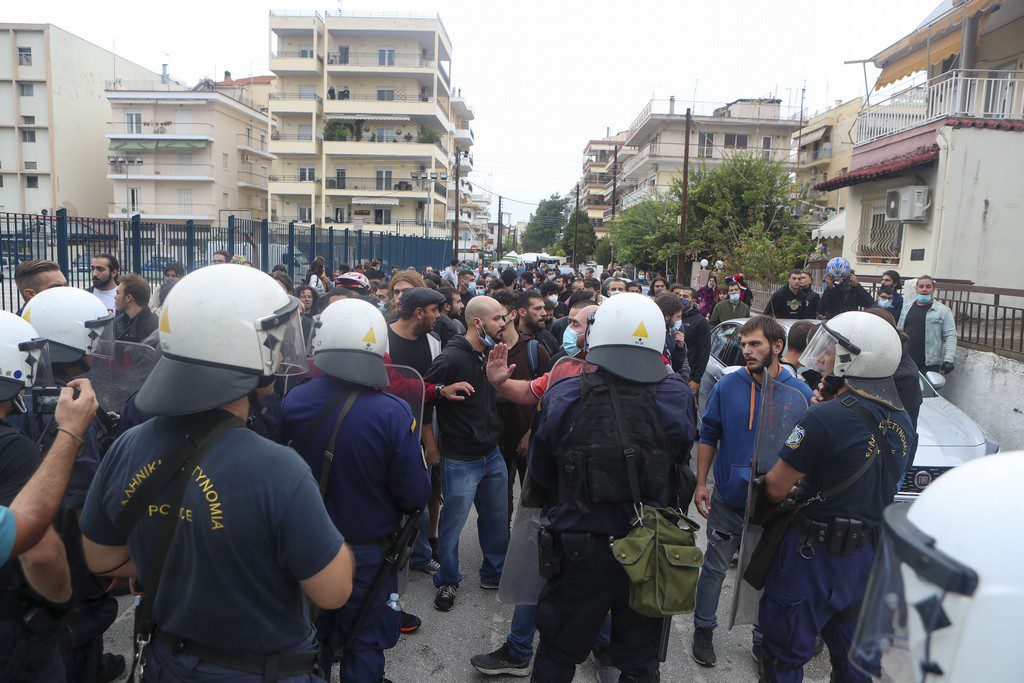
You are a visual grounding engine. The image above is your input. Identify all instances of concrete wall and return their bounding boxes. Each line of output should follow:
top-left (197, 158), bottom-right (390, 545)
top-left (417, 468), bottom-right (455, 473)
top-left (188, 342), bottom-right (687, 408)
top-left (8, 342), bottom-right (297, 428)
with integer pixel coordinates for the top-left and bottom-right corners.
top-left (942, 346), bottom-right (1024, 451)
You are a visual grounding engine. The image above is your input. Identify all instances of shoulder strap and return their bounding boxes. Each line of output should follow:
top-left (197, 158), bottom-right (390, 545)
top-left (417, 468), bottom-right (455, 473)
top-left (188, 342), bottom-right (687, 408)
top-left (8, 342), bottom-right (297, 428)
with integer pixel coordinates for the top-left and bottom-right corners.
top-left (317, 390), bottom-right (360, 498)
top-left (526, 339), bottom-right (539, 378)
top-left (810, 395), bottom-right (894, 503)
top-left (291, 387), bottom-right (353, 455)
top-left (603, 374), bottom-right (643, 508)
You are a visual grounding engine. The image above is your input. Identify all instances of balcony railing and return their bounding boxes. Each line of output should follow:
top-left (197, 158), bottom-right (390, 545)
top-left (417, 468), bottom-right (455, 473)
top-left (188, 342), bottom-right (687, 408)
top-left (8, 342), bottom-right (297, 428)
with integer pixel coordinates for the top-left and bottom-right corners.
top-left (325, 177), bottom-right (432, 191)
top-left (237, 171), bottom-right (269, 187)
top-left (108, 121), bottom-right (214, 136)
top-left (270, 92), bottom-right (323, 103)
top-left (269, 9), bottom-right (322, 18)
top-left (327, 52), bottom-right (435, 67)
top-left (324, 10), bottom-right (452, 51)
top-left (271, 132), bottom-right (323, 144)
top-left (237, 134), bottom-right (271, 152)
top-left (108, 202), bottom-right (217, 217)
top-left (856, 69), bottom-right (1024, 145)
top-left (326, 138), bottom-right (448, 154)
top-left (108, 163), bottom-right (215, 177)
top-left (271, 51), bottom-right (323, 62)
top-left (324, 92), bottom-right (440, 103)
top-left (268, 175), bottom-right (318, 183)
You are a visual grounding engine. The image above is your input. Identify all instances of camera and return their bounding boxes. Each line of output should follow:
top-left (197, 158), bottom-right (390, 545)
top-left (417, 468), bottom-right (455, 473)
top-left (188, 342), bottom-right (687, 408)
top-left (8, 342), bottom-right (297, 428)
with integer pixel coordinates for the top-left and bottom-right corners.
top-left (32, 387), bottom-right (61, 415)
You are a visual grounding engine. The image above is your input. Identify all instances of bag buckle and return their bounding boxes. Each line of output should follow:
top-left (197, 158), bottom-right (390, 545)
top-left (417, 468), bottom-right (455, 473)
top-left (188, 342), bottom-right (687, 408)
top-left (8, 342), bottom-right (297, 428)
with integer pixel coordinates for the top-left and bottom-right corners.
top-left (631, 503), bottom-right (644, 527)
top-left (134, 633), bottom-right (150, 678)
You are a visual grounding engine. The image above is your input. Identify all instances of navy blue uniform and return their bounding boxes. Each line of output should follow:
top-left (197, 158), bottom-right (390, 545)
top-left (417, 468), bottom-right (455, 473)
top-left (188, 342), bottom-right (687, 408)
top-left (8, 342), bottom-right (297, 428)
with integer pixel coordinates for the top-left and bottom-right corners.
top-left (118, 390), bottom-right (285, 443)
top-left (282, 376), bottom-right (429, 682)
top-left (81, 413), bottom-right (344, 682)
top-left (758, 395), bottom-right (915, 682)
top-left (529, 373), bottom-right (697, 681)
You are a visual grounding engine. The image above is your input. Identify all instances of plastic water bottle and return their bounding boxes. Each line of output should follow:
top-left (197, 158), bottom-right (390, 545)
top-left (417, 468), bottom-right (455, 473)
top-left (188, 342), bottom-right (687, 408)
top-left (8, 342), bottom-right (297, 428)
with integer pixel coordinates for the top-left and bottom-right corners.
top-left (386, 593), bottom-right (402, 613)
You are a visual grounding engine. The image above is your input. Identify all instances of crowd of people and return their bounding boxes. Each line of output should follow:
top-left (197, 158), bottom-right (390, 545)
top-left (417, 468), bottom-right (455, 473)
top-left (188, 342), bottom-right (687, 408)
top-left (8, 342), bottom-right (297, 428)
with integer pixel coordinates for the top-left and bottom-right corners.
top-left (0, 248), bottom-right (973, 683)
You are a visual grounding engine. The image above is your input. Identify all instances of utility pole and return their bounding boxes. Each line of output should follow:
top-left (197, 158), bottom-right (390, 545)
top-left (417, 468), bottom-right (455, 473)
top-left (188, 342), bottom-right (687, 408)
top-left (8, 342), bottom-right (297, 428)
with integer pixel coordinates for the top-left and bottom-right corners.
top-left (610, 145), bottom-right (618, 267)
top-left (452, 147), bottom-right (461, 262)
top-left (496, 195), bottom-right (503, 260)
top-left (571, 183), bottom-right (581, 267)
top-left (795, 83), bottom-right (806, 166)
top-left (675, 108), bottom-right (691, 281)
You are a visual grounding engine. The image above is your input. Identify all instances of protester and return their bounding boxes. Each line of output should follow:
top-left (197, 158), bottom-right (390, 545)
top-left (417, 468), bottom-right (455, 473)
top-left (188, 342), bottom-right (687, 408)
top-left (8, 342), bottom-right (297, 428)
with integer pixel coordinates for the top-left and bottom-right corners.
top-left (387, 271), bottom-right (428, 320)
top-left (550, 291), bottom-right (595, 351)
top-left (13, 259), bottom-right (67, 313)
top-left (679, 287), bottom-right (712, 392)
top-left (516, 289), bottom-right (560, 357)
top-left (865, 307), bottom-right (924, 429)
top-left (87, 254), bottom-right (120, 314)
top-left (898, 275), bottom-right (957, 375)
top-left (765, 269), bottom-right (818, 319)
top-left (880, 269), bottom-right (904, 320)
top-left (162, 262), bottom-right (185, 281)
top-left (113, 274), bottom-right (159, 343)
top-left (434, 287), bottom-right (467, 348)
top-left (873, 284), bottom-right (896, 310)
top-left (648, 276), bottom-right (670, 297)
top-left (780, 320), bottom-right (817, 377)
top-left (211, 250), bottom-right (230, 264)
top-left (708, 283), bottom-right (751, 326)
top-left (305, 256), bottom-right (332, 293)
top-left (696, 276), bottom-right (719, 317)
top-left (818, 257), bottom-right (872, 319)
top-left (654, 293), bottom-right (690, 377)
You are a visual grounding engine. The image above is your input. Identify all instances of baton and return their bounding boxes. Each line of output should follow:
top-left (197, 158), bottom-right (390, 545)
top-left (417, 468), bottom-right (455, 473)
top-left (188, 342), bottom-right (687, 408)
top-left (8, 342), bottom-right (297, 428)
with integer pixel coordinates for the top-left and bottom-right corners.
top-left (658, 616), bottom-right (672, 663)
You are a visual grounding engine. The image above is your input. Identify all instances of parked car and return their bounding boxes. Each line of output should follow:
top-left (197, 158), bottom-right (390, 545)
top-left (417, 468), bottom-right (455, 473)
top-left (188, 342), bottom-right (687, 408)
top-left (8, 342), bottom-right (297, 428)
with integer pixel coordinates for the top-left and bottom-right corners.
top-left (699, 317), bottom-right (999, 502)
top-left (139, 256), bottom-right (176, 278)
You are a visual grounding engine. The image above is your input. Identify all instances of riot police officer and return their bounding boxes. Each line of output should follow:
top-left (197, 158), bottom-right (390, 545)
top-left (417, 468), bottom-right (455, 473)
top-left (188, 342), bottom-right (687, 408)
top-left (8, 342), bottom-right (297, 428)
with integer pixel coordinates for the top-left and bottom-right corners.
top-left (78, 264), bottom-right (354, 681)
top-left (527, 293), bottom-right (697, 682)
top-left (15, 287), bottom-right (125, 681)
top-left (757, 311), bottom-right (916, 682)
top-left (282, 298), bottom-right (429, 681)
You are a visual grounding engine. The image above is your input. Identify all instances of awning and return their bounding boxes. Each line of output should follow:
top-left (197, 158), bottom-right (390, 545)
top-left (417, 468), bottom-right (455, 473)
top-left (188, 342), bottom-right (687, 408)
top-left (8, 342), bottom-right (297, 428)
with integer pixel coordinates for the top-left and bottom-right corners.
top-left (871, 0), bottom-right (1000, 89)
top-left (793, 125), bottom-right (828, 146)
top-left (815, 144), bottom-right (939, 191)
top-left (325, 114), bottom-right (411, 122)
top-left (108, 140), bottom-right (206, 151)
top-left (812, 211), bottom-right (846, 240)
top-left (352, 197), bottom-right (400, 206)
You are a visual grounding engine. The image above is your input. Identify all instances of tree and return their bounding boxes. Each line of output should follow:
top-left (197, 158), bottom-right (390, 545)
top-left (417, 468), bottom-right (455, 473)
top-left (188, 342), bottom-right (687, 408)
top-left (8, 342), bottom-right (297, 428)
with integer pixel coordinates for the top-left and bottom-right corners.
top-left (521, 194), bottom-right (568, 252)
top-left (724, 224), bottom-right (812, 283)
top-left (607, 196), bottom-right (681, 270)
top-left (559, 208), bottom-right (596, 263)
top-left (594, 236), bottom-right (612, 266)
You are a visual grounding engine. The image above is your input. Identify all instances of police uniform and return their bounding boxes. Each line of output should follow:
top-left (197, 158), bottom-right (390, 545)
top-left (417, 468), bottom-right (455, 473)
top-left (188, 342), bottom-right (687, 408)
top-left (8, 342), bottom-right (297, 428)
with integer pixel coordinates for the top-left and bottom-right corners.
top-left (528, 371), bottom-right (696, 681)
top-left (282, 374), bottom-right (429, 681)
top-left (118, 387), bottom-right (285, 443)
top-left (758, 394), bottom-right (915, 682)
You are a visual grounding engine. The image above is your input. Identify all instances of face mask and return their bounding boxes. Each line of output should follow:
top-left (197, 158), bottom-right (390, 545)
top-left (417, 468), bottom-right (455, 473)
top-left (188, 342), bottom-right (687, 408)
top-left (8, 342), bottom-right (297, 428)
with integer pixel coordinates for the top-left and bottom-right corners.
top-left (547, 295), bottom-right (558, 304)
top-left (729, 293), bottom-right (740, 303)
top-left (878, 299), bottom-right (893, 309)
top-left (916, 294), bottom-right (933, 304)
top-left (562, 326), bottom-right (581, 357)
top-left (608, 290), bottom-right (622, 296)
top-left (477, 324), bottom-right (496, 349)
top-left (672, 320), bottom-right (682, 331)
top-left (680, 298), bottom-right (692, 312)
top-left (476, 288), bottom-right (486, 296)
top-left (638, 275), bottom-right (646, 282)
top-left (377, 301), bottom-right (388, 313)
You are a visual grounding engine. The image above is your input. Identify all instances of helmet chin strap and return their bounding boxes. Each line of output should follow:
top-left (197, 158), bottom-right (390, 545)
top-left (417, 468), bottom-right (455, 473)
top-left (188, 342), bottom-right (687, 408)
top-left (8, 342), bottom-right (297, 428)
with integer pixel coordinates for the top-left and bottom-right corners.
top-left (10, 395), bottom-right (27, 416)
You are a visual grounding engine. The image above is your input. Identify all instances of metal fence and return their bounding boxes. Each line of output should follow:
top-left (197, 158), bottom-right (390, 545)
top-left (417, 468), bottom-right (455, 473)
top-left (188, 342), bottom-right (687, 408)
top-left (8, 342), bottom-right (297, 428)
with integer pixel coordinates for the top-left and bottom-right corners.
top-left (2, 210), bottom-right (451, 313)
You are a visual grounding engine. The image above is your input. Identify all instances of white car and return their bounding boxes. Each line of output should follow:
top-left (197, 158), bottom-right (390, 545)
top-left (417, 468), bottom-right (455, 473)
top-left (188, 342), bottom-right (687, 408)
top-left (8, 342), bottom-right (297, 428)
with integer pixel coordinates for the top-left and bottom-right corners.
top-left (699, 318), bottom-right (999, 502)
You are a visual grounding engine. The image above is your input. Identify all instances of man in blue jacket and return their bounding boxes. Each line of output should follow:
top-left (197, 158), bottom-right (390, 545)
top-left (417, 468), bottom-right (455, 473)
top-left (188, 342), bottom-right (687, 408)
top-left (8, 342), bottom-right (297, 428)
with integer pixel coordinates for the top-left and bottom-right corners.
top-left (691, 316), bottom-right (813, 668)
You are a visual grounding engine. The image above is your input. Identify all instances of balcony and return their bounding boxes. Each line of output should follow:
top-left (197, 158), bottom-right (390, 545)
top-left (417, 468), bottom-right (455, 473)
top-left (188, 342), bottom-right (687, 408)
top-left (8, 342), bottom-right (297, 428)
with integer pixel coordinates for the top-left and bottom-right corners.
top-left (324, 93), bottom-right (450, 129)
top-left (323, 10), bottom-right (452, 57)
top-left (106, 162), bottom-right (215, 181)
top-left (269, 92), bottom-right (322, 114)
top-left (454, 126), bottom-right (474, 146)
top-left (237, 134), bottom-right (275, 159)
top-left (106, 121), bottom-right (214, 142)
top-left (323, 138), bottom-right (448, 164)
top-left (268, 175), bottom-right (320, 196)
top-left (269, 132), bottom-right (322, 155)
top-left (108, 202), bottom-right (217, 221)
top-left (855, 69), bottom-right (1024, 145)
top-left (237, 171), bottom-right (269, 190)
top-left (270, 51), bottom-right (323, 76)
top-left (323, 176), bottom-right (446, 196)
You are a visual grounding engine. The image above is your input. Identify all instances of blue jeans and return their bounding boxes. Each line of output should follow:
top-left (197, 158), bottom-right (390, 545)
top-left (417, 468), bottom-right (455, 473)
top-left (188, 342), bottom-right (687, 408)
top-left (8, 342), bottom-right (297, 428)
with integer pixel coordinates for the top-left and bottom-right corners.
top-left (693, 490), bottom-right (762, 645)
top-left (433, 449), bottom-right (509, 588)
top-left (409, 509), bottom-right (434, 568)
top-left (143, 636), bottom-right (324, 682)
top-left (506, 604), bottom-right (612, 663)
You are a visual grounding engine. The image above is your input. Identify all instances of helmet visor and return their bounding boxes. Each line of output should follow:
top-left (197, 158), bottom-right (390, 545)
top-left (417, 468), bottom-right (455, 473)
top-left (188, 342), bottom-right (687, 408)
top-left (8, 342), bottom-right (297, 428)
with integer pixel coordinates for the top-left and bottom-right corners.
top-left (0, 339), bottom-right (54, 401)
top-left (799, 325), bottom-right (839, 376)
top-left (257, 297), bottom-right (308, 376)
top-left (86, 314), bottom-right (117, 360)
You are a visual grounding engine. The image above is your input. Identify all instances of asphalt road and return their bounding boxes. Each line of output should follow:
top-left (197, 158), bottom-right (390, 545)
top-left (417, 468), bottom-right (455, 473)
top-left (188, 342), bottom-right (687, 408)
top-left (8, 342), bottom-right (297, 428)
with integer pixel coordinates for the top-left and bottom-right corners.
top-left (101, 503), bottom-right (836, 682)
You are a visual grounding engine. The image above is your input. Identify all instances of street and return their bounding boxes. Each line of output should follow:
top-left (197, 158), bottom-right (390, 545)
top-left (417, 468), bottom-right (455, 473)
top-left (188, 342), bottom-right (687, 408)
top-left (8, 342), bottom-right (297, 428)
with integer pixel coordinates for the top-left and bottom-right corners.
top-left (102, 503), bottom-right (834, 682)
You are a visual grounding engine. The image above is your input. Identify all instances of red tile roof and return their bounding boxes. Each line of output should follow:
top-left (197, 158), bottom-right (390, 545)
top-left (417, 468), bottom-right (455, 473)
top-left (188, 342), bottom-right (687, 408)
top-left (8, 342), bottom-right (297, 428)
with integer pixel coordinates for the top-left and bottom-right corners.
top-left (214, 75), bottom-right (275, 86)
top-left (815, 144), bottom-right (939, 192)
top-left (944, 117), bottom-right (1024, 132)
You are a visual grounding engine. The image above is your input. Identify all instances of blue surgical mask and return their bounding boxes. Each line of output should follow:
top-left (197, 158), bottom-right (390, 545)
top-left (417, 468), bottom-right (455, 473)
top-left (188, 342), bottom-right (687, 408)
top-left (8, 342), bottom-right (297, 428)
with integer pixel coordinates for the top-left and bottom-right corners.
top-left (638, 275), bottom-right (646, 282)
top-left (476, 288), bottom-right (486, 296)
top-left (377, 301), bottom-right (388, 313)
top-left (562, 326), bottom-right (581, 357)
top-left (680, 298), bottom-right (692, 312)
top-left (878, 299), bottom-right (893, 309)
top-left (916, 294), bottom-right (933, 304)
top-left (672, 320), bottom-right (682, 331)
top-left (477, 324), bottom-right (496, 349)
top-left (729, 293), bottom-right (740, 303)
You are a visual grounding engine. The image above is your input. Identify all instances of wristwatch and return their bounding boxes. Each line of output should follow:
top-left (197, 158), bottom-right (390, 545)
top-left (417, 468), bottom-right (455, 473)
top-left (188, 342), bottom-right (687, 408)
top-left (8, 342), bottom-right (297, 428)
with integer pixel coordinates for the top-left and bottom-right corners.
top-left (434, 383), bottom-right (446, 397)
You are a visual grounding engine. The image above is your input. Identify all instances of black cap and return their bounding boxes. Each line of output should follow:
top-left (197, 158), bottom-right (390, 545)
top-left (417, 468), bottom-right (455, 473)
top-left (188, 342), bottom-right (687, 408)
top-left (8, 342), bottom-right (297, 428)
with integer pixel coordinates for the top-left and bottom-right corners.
top-left (400, 287), bottom-right (445, 317)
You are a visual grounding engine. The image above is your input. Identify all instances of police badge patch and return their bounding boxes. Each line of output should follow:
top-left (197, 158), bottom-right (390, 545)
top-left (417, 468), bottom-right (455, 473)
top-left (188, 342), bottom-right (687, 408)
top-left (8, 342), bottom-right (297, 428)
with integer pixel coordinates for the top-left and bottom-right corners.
top-left (785, 424), bottom-right (805, 449)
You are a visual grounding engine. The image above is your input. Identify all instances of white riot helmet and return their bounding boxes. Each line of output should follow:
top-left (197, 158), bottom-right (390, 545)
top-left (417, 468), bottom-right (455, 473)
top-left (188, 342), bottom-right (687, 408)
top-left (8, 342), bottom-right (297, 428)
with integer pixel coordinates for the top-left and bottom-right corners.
top-left (850, 452), bottom-right (1024, 682)
top-left (586, 293), bottom-right (668, 383)
top-left (21, 286), bottom-right (114, 365)
top-left (0, 311), bottom-right (53, 405)
top-left (135, 264), bottom-right (307, 415)
top-left (311, 298), bottom-right (389, 387)
top-left (800, 311), bottom-right (903, 409)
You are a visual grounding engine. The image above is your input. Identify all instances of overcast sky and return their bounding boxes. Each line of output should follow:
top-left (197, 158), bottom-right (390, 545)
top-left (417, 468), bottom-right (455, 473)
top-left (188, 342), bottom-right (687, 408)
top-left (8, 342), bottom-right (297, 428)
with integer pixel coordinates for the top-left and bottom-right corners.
top-left (11, 0), bottom-right (936, 222)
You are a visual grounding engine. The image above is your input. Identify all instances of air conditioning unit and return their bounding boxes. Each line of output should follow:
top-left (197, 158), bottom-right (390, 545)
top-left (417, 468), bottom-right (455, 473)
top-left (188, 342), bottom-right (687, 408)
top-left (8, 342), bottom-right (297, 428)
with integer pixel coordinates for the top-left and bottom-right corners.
top-left (885, 186), bottom-right (930, 222)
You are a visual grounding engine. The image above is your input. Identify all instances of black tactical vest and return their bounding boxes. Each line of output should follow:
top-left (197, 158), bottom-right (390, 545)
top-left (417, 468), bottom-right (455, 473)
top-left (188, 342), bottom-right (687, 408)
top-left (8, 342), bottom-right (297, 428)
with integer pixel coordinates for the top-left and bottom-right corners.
top-left (555, 372), bottom-right (673, 512)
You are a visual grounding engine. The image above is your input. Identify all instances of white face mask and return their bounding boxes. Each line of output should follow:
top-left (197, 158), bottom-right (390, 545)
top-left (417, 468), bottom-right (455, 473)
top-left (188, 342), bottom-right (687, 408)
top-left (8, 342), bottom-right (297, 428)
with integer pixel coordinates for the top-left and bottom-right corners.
top-left (547, 295), bottom-right (558, 304)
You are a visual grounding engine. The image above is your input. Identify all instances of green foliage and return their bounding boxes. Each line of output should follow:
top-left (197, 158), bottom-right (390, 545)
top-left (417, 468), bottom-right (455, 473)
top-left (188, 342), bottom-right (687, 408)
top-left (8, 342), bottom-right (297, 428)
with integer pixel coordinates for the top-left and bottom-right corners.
top-left (560, 208), bottom-right (596, 262)
top-left (502, 230), bottom-right (518, 253)
top-left (607, 196), bottom-right (681, 269)
top-left (521, 194), bottom-right (568, 252)
top-left (594, 236), bottom-right (612, 265)
top-left (723, 224), bottom-right (813, 283)
top-left (323, 120), bottom-right (350, 141)
top-left (417, 127), bottom-right (442, 144)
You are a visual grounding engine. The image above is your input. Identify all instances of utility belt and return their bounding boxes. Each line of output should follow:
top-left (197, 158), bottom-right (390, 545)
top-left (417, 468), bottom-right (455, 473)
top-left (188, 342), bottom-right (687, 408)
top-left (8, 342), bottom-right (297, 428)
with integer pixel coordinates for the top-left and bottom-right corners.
top-left (155, 632), bottom-right (318, 680)
top-left (792, 515), bottom-right (879, 558)
top-left (537, 527), bottom-right (615, 578)
top-left (346, 530), bottom-right (400, 549)
top-left (4, 603), bottom-right (71, 681)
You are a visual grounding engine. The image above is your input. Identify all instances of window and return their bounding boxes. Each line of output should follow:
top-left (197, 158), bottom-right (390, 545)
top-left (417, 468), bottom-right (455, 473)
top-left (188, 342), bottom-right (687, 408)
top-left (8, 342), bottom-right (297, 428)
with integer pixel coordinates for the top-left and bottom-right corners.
top-left (761, 135), bottom-right (772, 159)
top-left (19, 83), bottom-right (34, 97)
top-left (374, 208), bottom-right (392, 225)
top-left (18, 47), bottom-right (31, 66)
top-left (698, 132), bottom-right (714, 158)
top-left (26, 176), bottom-right (39, 189)
top-left (298, 205), bottom-right (312, 222)
top-left (125, 111), bottom-right (142, 134)
top-left (375, 127), bottom-right (395, 142)
top-left (710, 322), bottom-right (743, 366)
top-left (723, 133), bottom-right (748, 148)
top-left (178, 188), bottom-right (193, 213)
top-left (21, 130), bottom-right (36, 143)
top-left (21, 116), bottom-right (34, 125)
top-left (178, 151), bottom-right (192, 168)
top-left (299, 46), bottom-right (314, 58)
top-left (375, 169), bottom-right (393, 190)
top-left (297, 124), bottom-right (313, 140)
top-left (129, 187), bottom-right (141, 212)
top-left (334, 168), bottom-right (347, 189)
top-left (336, 46), bottom-right (350, 64)
top-left (378, 48), bottom-right (396, 66)
top-left (0, 176), bottom-right (4, 188)
top-left (856, 197), bottom-right (904, 263)
top-left (24, 162), bottom-right (36, 170)
top-left (298, 85), bottom-right (316, 99)
top-left (376, 89), bottom-right (396, 102)
top-left (222, 192), bottom-right (229, 207)
top-left (334, 206), bottom-right (349, 222)
top-left (299, 167), bottom-right (316, 181)
top-left (222, 153), bottom-right (229, 169)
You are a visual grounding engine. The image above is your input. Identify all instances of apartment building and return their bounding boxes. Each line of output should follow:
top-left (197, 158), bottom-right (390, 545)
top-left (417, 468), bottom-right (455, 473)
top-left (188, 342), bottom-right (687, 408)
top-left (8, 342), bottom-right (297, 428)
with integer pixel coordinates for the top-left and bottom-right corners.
top-left (612, 97), bottom-right (803, 213)
top-left (0, 24), bottom-right (160, 215)
top-left (578, 132), bottom-right (631, 236)
top-left (105, 80), bottom-right (275, 224)
top-left (793, 97), bottom-right (862, 219)
top-left (267, 10), bottom-right (454, 235)
top-left (820, 0), bottom-right (1024, 288)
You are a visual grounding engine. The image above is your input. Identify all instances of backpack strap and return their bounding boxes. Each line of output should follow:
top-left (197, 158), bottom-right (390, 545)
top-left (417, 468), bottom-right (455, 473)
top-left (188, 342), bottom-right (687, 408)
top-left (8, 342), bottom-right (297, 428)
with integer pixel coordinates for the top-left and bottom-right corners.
top-left (602, 373), bottom-right (643, 512)
top-left (526, 339), bottom-right (539, 378)
top-left (317, 390), bottom-right (360, 498)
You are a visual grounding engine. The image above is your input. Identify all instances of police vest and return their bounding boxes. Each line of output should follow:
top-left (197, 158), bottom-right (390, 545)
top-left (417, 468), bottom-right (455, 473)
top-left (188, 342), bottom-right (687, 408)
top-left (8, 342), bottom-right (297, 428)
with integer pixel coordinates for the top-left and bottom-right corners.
top-left (556, 372), bottom-right (673, 510)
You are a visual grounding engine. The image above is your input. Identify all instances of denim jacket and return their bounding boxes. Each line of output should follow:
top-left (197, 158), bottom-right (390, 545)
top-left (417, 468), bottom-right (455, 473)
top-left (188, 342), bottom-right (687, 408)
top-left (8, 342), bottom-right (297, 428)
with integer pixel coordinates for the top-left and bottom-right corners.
top-left (898, 299), bottom-right (957, 366)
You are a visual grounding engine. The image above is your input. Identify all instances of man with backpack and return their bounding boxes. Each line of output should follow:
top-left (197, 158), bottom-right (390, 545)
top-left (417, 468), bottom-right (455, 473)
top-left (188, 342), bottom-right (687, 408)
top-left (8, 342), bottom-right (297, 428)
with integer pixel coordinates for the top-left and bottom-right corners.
top-left (490, 290), bottom-right (550, 521)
